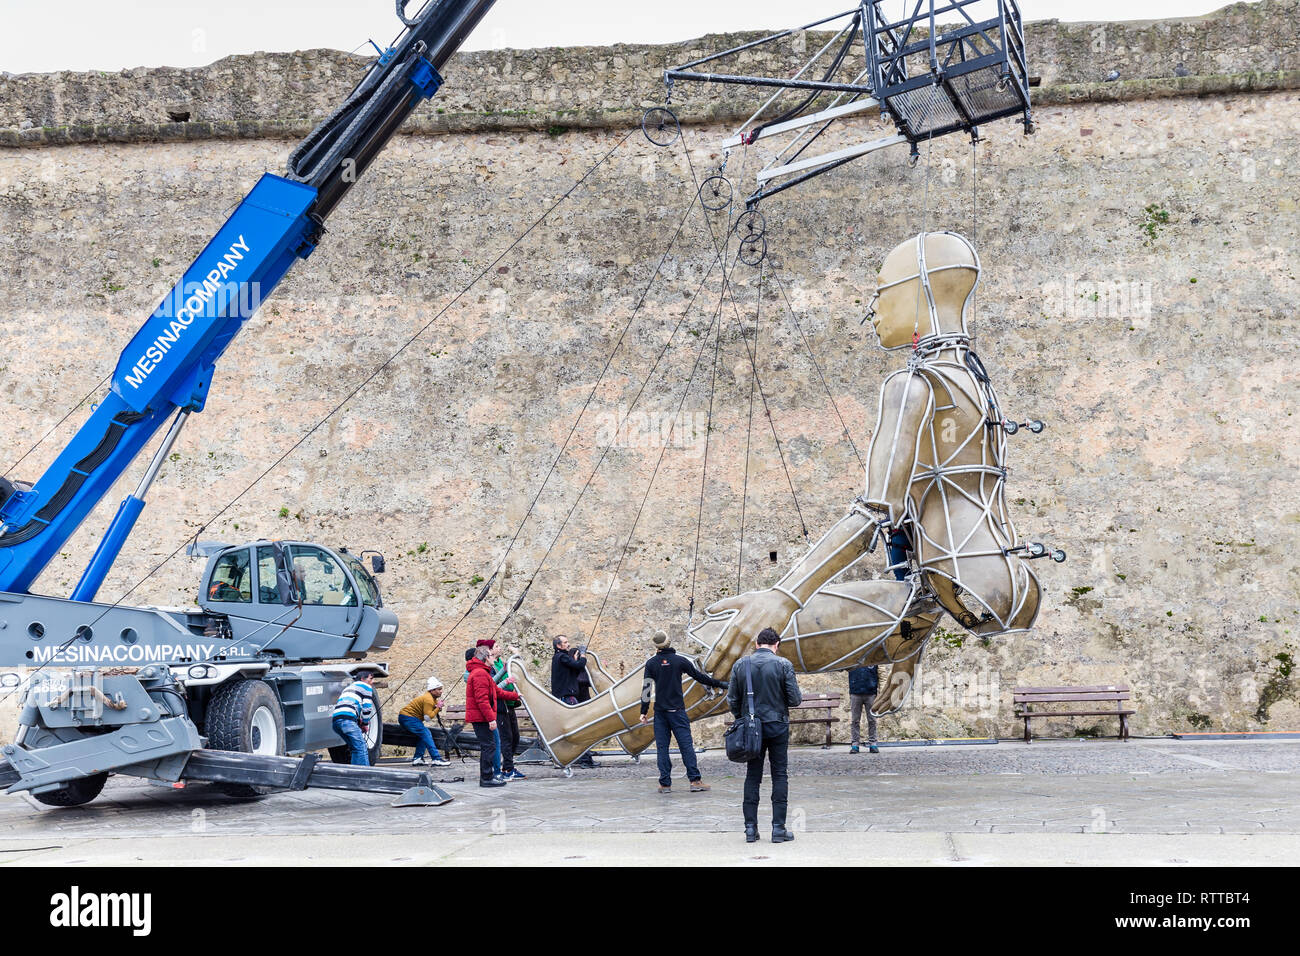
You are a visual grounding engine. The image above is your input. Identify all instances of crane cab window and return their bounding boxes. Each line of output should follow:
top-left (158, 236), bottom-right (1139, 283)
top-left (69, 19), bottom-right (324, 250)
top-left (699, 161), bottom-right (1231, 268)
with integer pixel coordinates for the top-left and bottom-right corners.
top-left (341, 552), bottom-right (382, 608)
top-left (208, 550), bottom-right (253, 603)
top-left (256, 546), bottom-right (282, 604)
top-left (288, 545), bottom-right (357, 607)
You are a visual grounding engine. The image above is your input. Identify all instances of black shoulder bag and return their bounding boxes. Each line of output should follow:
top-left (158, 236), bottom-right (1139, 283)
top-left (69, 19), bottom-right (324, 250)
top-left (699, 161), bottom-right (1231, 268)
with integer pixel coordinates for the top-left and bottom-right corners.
top-left (724, 658), bottom-right (763, 762)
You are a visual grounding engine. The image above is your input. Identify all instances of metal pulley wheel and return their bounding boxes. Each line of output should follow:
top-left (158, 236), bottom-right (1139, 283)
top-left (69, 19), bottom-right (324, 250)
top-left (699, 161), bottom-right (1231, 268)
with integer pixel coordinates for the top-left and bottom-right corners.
top-left (641, 106), bottom-right (681, 147)
top-left (738, 234), bottom-right (767, 266)
top-left (699, 175), bottom-right (734, 211)
top-left (734, 208), bottom-right (766, 242)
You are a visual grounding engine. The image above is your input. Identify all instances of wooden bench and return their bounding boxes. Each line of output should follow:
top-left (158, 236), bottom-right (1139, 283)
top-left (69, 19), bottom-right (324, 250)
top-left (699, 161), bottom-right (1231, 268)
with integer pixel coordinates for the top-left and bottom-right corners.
top-left (439, 702), bottom-right (537, 736)
top-left (384, 702), bottom-right (539, 754)
top-left (789, 693), bottom-right (842, 748)
top-left (1013, 685), bottom-right (1134, 742)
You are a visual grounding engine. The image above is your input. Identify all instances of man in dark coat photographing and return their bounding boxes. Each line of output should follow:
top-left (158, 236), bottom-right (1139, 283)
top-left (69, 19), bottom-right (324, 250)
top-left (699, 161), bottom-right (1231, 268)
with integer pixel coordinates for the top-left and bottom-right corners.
top-left (550, 635), bottom-right (587, 703)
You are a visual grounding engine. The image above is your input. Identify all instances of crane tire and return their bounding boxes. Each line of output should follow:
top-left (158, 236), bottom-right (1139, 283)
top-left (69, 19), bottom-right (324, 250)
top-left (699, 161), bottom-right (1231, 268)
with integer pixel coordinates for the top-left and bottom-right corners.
top-left (206, 678), bottom-right (286, 798)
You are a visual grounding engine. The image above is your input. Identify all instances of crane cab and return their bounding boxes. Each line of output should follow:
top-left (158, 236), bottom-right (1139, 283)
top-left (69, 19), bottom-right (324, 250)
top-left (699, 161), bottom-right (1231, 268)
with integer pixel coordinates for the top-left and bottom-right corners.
top-left (195, 540), bottom-right (396, 661)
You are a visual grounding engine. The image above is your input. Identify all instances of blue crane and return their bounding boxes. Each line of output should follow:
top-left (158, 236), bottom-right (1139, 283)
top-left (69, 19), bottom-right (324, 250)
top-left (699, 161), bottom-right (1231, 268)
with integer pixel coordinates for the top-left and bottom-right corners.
top-left (0, 0), bottom-right (494, 601)
top-left (0, 0), bottom-right (496, 808)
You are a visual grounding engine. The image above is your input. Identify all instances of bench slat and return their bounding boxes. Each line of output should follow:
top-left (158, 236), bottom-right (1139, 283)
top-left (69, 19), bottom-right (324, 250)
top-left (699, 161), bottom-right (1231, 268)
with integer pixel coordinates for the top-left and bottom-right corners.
top-left (1015, 692), bottom-right (1130, 702)
top-left (1015, 685), bottom-right (1129, 694)
top-left (1018, 710), bottom-right (1136, 718)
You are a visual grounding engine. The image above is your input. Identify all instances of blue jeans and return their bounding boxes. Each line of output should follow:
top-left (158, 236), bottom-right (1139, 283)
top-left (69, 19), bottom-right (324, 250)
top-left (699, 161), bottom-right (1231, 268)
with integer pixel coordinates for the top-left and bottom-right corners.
top-left (887, 535), bottom-right (910, 581)
top-left (491, 727), bottom-right (502, 776)
top-left (332, 716), bottom-right (370, 766)
top-left (653, 708), bottom-right (701, 787)
top-left (398, 714), bottom-right (442, 761)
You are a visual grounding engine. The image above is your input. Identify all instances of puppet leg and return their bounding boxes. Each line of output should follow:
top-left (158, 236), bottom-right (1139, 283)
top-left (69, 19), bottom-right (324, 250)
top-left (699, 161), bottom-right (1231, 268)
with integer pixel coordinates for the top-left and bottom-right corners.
top-left (506, 613), bottom-right (738, 766)
top-left (777, 580), bottom-right (942, 717)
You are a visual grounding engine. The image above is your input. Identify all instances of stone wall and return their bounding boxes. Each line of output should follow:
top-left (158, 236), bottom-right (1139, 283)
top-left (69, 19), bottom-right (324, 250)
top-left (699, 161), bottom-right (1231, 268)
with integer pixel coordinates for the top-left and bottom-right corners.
top-left (0, 3), bottom-right (1296, 743)
top-left (2, 1), bottom-right (1297, 146)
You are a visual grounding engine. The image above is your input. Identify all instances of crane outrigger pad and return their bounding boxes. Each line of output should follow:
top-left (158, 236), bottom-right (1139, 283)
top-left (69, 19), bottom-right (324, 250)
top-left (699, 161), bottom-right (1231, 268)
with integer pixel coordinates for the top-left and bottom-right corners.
top-left (391, 782), bottom-right (453, 807)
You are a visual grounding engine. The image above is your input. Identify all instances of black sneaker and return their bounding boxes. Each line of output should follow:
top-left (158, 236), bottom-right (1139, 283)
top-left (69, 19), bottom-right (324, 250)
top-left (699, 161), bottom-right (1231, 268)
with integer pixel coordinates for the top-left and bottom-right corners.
top-left (480, 778), bottom-right (507, 788)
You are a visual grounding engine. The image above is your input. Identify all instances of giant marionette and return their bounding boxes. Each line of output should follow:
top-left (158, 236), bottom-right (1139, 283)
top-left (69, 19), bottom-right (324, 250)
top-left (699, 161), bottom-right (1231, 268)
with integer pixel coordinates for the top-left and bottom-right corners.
top-left (508, 231), bottom-right (1063, 764)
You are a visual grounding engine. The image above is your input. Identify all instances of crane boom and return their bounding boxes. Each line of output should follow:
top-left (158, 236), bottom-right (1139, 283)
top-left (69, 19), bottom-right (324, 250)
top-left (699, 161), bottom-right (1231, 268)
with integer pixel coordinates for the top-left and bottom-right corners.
top-left (0, 0), bottom-right (496, 599)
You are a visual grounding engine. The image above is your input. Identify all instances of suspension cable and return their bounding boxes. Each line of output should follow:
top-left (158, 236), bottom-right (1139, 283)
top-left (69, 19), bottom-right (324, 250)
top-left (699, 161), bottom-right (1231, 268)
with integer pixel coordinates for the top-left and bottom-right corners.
top-left (768, 265), bottom-right (865, 471)
top-left (681, 148), bottom-right (809, 542)
top-left (479, 143), bottom-right (749, 645)
top-left (3, 373), bottom-right (110, 479)
top-left (383, 134), bottom-right (716, 704)
top-left (971, 135), bottom-right (979, 353)
top-left (913, 130), bottom-right (934, 344)
top-left (735, 261), bottom-right (763, 594)
top-left (384, 225), bottom-right (725, 705)
top-left (587, 268), bottom-right (732, 650)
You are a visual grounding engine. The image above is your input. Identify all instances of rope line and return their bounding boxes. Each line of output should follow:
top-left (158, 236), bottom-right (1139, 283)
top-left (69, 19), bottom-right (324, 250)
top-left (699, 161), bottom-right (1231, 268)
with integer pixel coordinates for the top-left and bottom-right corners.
top-left (3, 374), bottom-right (111, 479)
top-left (768, 265), bottom-right (865, 471)
top-left (681, 147), bottom-right (810, 542)
top-left (735, 261), bottom-right (763, 594)
top-left (687, 262), bottom-right (724, 623)
top-left (382, 133), bottom-right (713, 704)
top-left (971, 136), bottom-right (979, 353)
top-left (586, 263), bottom-right (734, 650)
top-left (913, 130), bottom-right (935, 342)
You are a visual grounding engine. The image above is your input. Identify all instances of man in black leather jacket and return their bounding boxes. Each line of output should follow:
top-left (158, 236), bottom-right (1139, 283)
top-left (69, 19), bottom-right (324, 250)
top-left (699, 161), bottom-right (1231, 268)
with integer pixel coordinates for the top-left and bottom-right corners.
top-left (728, 627), bottom-right (803, 843)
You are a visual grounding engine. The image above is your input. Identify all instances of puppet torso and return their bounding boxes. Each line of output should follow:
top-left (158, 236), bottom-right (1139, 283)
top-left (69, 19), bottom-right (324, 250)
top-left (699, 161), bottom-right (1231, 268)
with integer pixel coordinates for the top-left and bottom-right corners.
top-left (904, 348), bottom-right (1040, 634)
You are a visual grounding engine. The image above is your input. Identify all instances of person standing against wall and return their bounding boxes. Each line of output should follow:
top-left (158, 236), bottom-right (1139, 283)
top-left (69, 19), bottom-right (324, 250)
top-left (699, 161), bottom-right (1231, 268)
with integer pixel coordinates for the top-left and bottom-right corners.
top-left (847, 664), bottom-right (880, 754)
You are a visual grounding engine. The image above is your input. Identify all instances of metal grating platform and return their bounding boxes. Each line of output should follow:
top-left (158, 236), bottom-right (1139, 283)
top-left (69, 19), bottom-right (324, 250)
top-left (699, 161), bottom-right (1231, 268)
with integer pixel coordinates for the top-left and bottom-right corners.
top-left (865, 0), bottom-right (1032, 142)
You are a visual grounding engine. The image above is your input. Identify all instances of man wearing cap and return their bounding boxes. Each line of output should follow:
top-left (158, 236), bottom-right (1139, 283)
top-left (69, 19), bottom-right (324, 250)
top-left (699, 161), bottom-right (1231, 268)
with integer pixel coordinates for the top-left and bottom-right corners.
top-left (638, 630), bottom-right (728, 794)
top-left (398, 676), bottom-right (451, 767)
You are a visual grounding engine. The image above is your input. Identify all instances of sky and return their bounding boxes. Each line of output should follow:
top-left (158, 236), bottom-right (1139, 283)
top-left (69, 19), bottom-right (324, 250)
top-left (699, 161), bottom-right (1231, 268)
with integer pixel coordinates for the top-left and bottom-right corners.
top-left (0, 0), bottom-right (1250, 75)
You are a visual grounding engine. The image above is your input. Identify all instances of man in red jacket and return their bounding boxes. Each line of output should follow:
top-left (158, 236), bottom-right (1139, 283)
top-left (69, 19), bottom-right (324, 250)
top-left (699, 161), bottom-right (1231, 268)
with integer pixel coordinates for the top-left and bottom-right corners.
top-left (465, 645), bottom-right (520, 787)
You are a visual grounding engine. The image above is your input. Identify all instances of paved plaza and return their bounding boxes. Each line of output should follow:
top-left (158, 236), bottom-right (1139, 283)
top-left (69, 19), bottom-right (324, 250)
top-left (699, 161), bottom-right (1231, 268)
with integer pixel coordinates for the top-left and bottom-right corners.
top-left (1, 738), bottom-right (1297, 866)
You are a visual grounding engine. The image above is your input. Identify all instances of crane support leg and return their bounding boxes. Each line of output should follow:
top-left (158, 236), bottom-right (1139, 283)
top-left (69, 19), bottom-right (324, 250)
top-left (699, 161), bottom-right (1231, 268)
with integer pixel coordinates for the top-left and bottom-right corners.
top-left (179, 750), bottom-right (452, 806)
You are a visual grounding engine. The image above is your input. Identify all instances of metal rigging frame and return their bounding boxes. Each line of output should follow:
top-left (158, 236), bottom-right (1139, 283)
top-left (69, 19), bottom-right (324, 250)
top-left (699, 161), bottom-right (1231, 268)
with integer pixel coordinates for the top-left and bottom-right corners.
top-left (661, 1), bottom-right (1033, 208)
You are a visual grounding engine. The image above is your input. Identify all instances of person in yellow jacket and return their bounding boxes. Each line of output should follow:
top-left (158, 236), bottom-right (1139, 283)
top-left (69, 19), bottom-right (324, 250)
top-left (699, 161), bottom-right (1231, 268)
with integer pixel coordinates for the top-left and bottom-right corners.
top-left (399, 677), bottom-right (451, 767)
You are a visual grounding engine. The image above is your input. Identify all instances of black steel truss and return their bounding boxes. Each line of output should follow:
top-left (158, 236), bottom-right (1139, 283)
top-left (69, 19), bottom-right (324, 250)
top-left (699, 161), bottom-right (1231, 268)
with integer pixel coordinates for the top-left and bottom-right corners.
top-left (863, 0), bottom-right (1032, 142)
top-left (661, 2), bottom-right (1033, 204)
